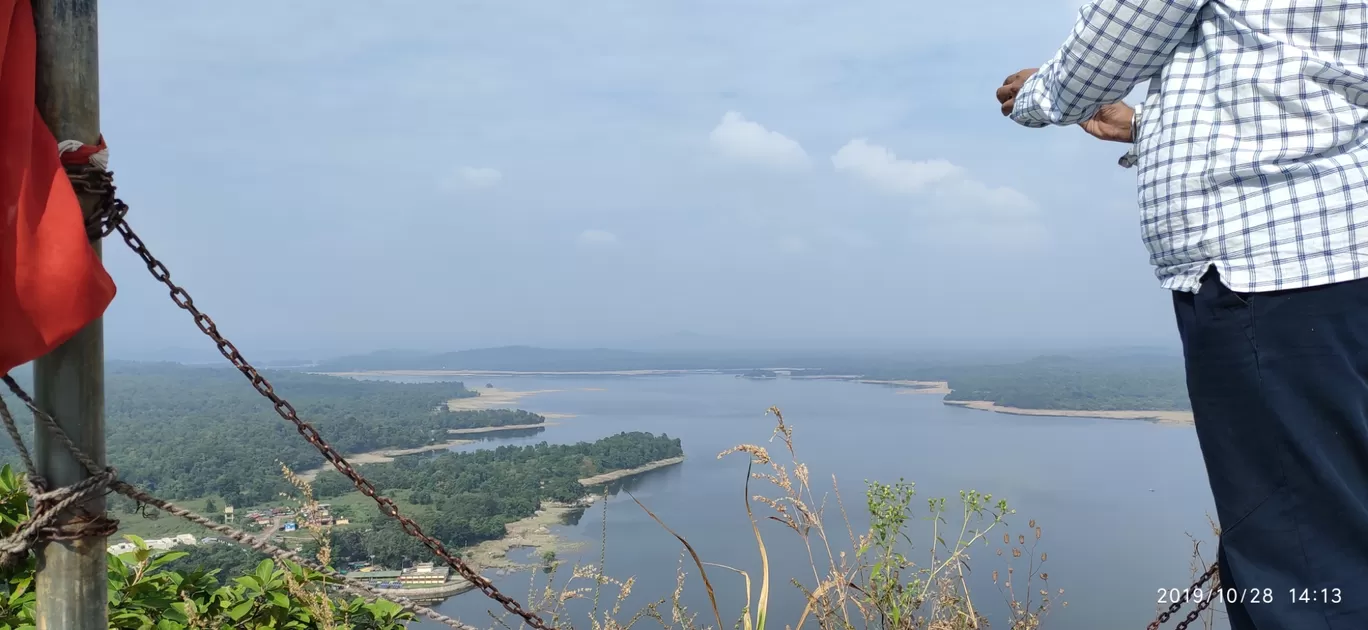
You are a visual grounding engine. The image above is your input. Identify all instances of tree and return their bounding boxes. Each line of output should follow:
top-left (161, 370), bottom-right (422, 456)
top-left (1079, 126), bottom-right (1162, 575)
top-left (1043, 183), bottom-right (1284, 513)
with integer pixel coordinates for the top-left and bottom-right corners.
top-left (204, 497), bottom-right (218, 514)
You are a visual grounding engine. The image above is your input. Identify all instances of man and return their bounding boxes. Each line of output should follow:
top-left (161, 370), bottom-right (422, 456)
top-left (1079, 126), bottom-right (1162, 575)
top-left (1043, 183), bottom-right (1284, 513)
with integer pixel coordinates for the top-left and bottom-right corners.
top-left (997, 1), bottom-right (1368, 629)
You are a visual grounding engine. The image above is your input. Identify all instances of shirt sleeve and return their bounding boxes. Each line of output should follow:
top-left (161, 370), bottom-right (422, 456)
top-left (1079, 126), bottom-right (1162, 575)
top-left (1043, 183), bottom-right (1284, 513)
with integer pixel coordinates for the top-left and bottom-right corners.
top-left (1118, 101), bottom-right (1143, 167)
top-left (1010, 0), bottom-right (1205, 128)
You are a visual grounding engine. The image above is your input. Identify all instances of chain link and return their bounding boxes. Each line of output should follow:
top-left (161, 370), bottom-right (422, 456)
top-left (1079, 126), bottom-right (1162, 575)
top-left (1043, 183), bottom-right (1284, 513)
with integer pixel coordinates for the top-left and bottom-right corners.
top-left (1146, 562), bottom-right (1219, 630)
top-left (75, 168), bottom-right (556, 630)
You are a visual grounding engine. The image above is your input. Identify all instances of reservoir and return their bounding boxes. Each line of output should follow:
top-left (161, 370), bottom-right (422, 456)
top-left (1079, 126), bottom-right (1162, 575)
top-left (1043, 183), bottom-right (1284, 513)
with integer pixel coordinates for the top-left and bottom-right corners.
top-left (362, 373), bottom-right (1220, 630)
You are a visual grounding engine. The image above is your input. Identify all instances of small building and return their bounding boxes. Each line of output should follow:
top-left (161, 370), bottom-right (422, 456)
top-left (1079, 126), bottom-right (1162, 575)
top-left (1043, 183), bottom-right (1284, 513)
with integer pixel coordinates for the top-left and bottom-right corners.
top-left (348, 570), bottom-right (402, 584)
top-left (399, 564), bottom-right (449, 586)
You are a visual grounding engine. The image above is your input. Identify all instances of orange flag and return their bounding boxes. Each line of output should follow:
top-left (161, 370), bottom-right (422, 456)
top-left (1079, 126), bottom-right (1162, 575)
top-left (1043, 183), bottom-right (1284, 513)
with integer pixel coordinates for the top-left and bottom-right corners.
top-left (0, 0), bottom-right (116, 374)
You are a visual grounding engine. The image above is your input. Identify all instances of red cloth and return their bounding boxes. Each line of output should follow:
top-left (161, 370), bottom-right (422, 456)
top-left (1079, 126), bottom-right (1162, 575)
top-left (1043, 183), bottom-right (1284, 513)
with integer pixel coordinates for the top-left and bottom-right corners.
top-left (0, 0), bottom-right (116, 374)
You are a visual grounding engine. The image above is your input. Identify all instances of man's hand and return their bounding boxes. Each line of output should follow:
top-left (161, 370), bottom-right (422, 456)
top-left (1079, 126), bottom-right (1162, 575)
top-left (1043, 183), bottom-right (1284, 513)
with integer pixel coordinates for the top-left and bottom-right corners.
top-left (1079, 102), bottom-right (1135, 143)
top-left (996, 68), bottom-right (1039, 116)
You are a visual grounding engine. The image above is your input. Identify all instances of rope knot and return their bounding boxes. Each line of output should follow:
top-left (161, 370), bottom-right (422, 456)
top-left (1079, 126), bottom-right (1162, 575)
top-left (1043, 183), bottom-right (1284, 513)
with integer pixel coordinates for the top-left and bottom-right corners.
top-left (0, 467), bottom-right (119, 569)
top-left (55, 136), bottom-right (127, 240)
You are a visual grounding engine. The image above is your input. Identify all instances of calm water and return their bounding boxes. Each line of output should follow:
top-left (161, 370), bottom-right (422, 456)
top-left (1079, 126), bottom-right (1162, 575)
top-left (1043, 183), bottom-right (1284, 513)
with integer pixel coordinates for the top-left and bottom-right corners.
top-left (366, 374), bottom-right (1221, 630)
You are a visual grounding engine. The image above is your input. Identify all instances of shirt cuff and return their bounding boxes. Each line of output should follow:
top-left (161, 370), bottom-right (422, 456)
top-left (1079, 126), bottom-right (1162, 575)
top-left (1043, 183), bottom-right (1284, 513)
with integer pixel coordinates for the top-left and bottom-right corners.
top-left (1009, 73), bottom-right (1050, 128)
top-left (1117, 102), bottom-right (1142, 169)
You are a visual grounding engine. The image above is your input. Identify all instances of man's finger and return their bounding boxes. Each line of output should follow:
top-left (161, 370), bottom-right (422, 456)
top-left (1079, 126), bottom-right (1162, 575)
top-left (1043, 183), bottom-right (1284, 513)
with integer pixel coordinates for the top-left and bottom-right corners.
top-left (995, 84), bottom-right (1019, 104)
top-left (1001, 97), bottom-right (1015, 116)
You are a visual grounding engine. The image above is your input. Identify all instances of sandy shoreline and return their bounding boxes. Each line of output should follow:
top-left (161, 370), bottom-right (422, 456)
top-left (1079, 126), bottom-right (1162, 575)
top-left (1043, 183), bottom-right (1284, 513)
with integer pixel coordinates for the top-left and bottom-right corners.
top-left (447, 422), bottom-right (557, 435)
top-left (943, 400), bottom-right (1194, 425)
top-left (298, 438), bottom-right (475, 482)
top-left (578, 456), bottom-right (686, 486)
top-left (470, 456), bottom-right (686, 570)
top-left (369, 501), bottom-right (593, 602)
top-left (446, 386), bottom-right (562, 411)
top-left (460, 502), bottom-right (589, 573)
top-left (324, 369), bottom-right (720, 377)
top-left (860, 379), bottom-right (953, 395)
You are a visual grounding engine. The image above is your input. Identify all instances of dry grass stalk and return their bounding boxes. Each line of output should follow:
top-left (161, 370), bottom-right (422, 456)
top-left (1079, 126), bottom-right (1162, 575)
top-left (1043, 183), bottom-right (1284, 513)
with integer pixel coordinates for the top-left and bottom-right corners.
top-left (280, 461), bottom-right (341, 629)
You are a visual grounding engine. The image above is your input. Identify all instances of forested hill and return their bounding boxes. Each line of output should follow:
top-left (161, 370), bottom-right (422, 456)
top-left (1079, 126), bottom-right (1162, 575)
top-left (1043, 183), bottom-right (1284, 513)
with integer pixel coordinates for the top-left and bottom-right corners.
top-left (0, 362), bottom-right (544, 505)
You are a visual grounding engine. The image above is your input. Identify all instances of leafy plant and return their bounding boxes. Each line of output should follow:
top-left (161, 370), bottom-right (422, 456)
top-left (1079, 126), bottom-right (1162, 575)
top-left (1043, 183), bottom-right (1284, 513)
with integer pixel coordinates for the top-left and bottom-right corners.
top-left (0, 465), bottom-right (414, 629)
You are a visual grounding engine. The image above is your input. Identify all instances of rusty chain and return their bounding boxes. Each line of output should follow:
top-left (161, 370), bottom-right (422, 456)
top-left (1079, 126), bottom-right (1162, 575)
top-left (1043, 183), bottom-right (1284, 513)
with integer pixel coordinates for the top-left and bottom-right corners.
top-left (1146, 561), bottom-right (1219, 630)
top-left (68, 164), bottom-right (556, 630)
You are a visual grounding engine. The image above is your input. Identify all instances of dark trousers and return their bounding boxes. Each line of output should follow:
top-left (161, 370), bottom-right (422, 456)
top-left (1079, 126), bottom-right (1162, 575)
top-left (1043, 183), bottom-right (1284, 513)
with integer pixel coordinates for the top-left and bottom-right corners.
top-left (1174, 268), bottom-right (1368, 629)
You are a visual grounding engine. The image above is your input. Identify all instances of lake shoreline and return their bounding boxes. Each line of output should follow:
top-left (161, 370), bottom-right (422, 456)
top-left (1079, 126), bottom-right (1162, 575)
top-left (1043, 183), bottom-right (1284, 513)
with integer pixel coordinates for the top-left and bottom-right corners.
top-left (821, 377), bottom-right (1194, 425)
top-left (578, 456), bottom-right (686, 486)
top-left (297, 438), bottom-right (476, 482)
top-left (447, 422), bottom-right (557, 435)
top-left (942, 399), bottom-right (1194, 425)
top-left (341, 369), bottom-right (1195, 432)
top-left (440, 455), bottom-right (687, 600)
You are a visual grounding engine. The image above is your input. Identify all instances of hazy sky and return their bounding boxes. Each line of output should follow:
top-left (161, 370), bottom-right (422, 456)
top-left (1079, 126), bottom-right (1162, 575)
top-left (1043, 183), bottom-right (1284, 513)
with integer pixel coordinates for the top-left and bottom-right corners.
top-left (94, 0), bottom-right (1176, 359)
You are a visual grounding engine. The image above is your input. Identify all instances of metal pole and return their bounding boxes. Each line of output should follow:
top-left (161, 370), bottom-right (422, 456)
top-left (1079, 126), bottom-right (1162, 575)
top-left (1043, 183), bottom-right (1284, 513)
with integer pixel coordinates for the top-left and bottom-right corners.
top-left (30, 1), bottom-right (106, 628)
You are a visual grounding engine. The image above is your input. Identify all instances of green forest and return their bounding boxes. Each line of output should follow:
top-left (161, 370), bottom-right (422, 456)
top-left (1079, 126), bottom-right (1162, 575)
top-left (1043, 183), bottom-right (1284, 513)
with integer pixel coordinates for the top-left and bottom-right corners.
top-left (167, 432), bottom-right (686, 573)
top-left (0, 362), bottom-right (545, 505)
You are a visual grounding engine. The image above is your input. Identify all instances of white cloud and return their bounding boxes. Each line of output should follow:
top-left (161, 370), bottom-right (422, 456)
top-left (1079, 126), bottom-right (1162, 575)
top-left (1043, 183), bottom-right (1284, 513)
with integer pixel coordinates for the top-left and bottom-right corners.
top-left (709, 112), bottom-right (809, 171)
top-left (446, 166), bottom-right (502, 190)
top-left (831, 139), bottom-right (963, 194)
top-left (577, 229), bottom-right (619, 246)
top-left (831, 139), bottom-right (1037, 215)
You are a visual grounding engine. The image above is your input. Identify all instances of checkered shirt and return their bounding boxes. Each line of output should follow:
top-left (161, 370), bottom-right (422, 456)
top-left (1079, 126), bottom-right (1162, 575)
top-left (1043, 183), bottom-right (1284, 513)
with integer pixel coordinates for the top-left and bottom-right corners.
top-left (1011, 0), bottom-right (1368, 294)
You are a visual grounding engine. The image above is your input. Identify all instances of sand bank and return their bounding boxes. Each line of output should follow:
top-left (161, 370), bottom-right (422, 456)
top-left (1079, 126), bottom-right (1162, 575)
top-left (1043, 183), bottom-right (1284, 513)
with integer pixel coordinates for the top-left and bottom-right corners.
top-left (943, 400), bottom-right (1194, 425)
top-left (578, 456), bottom-right (685, 486)
top-left (324, 369), bottom-right (718, 377)
top-left (446, 387), bottom-right (562, 411)
top-left (860, 379), bottom-right (952, 395)
top-left (447, 422), bottom-right (558, 435)
top-left (297, 439), bottom-right (474, 482)
top-left (464, 501), bottom-right (590, 571)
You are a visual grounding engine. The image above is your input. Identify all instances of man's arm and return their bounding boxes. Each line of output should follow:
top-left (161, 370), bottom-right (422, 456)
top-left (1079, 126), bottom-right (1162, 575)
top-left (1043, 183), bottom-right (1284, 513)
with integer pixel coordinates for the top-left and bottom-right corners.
top-left (1010, 0), bottom-right (1204, 128)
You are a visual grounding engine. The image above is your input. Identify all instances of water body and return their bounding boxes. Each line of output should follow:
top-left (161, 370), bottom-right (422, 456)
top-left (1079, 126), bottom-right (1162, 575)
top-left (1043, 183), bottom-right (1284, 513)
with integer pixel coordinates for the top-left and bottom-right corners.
top-left (364, 374), bottom-right (1220, 630)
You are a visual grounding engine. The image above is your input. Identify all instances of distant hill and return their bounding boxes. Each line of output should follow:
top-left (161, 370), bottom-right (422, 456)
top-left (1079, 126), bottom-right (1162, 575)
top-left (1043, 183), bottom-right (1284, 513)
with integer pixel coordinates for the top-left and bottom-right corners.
top-left (313, 344), bottom-right (837, 374)
top-left (313, 345), bottom-right (812, 372)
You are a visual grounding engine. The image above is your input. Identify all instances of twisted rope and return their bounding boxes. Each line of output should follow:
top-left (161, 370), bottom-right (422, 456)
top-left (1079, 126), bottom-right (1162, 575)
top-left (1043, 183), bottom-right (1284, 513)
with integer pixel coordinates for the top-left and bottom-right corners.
top-left (0, 382), bottom-right (117, 567)
top-left (0, 376), bottom-right (477, 630)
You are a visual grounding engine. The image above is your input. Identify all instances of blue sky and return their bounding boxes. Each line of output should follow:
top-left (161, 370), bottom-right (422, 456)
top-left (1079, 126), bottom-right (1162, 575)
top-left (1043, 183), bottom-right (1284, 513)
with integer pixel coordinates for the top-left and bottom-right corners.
top-left (94, 0), bottom-right (1175, 359)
